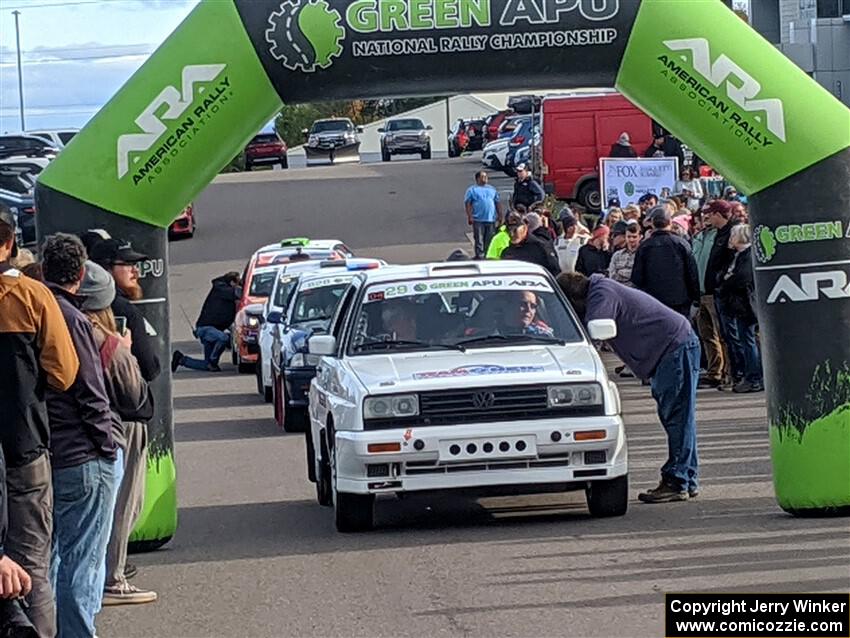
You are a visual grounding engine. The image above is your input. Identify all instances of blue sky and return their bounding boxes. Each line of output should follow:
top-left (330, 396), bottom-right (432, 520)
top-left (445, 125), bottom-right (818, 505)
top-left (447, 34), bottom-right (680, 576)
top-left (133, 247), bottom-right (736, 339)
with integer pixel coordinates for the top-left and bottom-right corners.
top-left (0, 0), bottom-right (199, 133)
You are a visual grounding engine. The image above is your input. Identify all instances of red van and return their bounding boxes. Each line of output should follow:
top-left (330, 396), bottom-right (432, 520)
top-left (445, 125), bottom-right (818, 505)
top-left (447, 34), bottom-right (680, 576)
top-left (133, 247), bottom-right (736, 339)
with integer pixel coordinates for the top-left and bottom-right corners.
top-left (541, 91), bottom-right (654, 211)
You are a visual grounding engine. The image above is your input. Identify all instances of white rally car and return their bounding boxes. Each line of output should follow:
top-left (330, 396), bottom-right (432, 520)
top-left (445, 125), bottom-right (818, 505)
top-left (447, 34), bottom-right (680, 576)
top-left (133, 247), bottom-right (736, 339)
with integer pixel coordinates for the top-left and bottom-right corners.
top-left (307, 261), bottom-right (628, 532)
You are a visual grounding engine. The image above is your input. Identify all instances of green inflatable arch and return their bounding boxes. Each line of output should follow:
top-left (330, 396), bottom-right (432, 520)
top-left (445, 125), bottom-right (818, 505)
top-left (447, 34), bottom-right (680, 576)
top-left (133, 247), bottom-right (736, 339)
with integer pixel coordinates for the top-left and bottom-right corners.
top-left (35, 0), bottom-right (850, 545)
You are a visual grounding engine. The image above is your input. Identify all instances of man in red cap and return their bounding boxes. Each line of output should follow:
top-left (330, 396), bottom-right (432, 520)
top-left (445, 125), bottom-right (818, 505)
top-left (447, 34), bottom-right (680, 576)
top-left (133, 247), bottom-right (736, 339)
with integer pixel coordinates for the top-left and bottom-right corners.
top-left (575, 225), bottom-right (611, 276)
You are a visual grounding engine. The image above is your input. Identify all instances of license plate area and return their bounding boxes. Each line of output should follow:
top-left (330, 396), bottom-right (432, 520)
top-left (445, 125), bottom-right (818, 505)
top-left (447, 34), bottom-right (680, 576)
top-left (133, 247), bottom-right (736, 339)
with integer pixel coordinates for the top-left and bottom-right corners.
top-left (438, 436), bottom-right (537, 463)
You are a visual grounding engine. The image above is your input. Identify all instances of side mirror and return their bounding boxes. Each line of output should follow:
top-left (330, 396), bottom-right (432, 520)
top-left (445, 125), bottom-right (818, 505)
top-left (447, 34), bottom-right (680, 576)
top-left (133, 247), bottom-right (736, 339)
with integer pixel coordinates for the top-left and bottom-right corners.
top-left (309, 335), bottom-right (337, 356)
top-left (266, 311), bottom-right (283, 325)
top-left (301, 128), bottom-right (309, 135)
top-left (426, 125), bottom-right (433, 130)
top-left (587, 319), bottom-right (617, 341)
top-left (356, 126), bottom-right (364, 134)
top-left (377, 128), bottom-right (385, 133)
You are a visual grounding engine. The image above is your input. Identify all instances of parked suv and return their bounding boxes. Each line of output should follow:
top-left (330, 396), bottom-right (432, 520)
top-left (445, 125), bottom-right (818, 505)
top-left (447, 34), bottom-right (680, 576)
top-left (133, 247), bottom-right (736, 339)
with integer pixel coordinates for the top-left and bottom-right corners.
top-left (27, 129), bottom-right (78, 149)
top-left (0, 134), bottom-right (58, 160)
top-left (378, 118), bottom-right (432, 161)
top-left (245, 130), bottom-right (288, 170)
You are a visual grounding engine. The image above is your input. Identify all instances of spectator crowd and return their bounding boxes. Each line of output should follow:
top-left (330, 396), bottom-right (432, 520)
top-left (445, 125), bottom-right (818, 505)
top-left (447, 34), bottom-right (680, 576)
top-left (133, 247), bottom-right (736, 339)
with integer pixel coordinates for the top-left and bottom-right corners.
top-left (464, 164), bottom-right (763, 394)
top-left (1, 207), bottom-right (159, 637)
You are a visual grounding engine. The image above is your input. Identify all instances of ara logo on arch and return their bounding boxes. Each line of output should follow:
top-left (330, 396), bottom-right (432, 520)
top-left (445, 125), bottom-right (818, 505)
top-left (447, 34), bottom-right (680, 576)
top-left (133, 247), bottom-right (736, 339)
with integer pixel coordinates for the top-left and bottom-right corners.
top-left (663, 37), bottom-right (787, 143)
top-left (116, 64), bottom-right (230, 182)
top-left (767, 269), bottom-right (850, 304)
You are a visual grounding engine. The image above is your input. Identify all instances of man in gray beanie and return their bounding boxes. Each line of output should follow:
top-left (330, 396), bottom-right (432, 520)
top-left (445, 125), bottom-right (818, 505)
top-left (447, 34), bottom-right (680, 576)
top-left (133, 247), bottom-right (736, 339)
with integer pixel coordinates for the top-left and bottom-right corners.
top-left (78, 261), bottom-right (157, 606)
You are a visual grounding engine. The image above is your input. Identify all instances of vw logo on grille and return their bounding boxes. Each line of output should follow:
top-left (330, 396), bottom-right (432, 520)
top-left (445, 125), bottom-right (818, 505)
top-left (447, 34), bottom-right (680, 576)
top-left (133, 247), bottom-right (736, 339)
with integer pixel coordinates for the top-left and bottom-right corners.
top-left (472, 391), bottom-right (496, 409)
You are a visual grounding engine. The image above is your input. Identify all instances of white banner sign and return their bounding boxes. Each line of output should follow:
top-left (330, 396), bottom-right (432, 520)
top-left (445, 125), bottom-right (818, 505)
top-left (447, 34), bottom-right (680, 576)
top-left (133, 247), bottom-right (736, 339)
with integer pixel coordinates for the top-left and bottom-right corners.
top-left (599, 157), bottom-right (679, 208)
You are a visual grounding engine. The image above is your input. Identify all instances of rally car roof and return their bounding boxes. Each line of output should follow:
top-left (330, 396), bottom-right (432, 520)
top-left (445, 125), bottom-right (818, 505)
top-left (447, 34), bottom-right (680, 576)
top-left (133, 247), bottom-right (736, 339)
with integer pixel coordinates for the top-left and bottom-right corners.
top-left (353, 260), bottom-right (549, 285)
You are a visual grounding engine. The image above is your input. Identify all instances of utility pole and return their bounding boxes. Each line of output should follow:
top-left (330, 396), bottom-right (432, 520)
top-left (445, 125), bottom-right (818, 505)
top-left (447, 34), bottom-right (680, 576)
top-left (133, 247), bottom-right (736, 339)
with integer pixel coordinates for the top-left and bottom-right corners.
top-left (12, 10), bottom-right (26, 131)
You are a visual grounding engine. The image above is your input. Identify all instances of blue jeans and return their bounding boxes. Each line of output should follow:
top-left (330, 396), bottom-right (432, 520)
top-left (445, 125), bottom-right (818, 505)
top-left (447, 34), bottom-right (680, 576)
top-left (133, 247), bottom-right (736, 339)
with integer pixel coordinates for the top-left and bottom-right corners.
top-left (181, 325), bottom-right (229, 370)
top-left (472, 221), bottom-right (496, 259)
top-left (51, 456), bottom-right (119, 638)
top-left (714, 296), bottom-right (743, 381)
top-left (650, 334), bottom-right (701, 492)
top-left (733, 318), bottom-right (763, 384)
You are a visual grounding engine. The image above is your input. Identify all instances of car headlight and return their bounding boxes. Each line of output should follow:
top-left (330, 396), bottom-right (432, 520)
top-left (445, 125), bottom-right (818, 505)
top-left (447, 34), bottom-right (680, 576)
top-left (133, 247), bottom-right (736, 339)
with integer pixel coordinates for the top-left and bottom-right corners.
top-left (364, 394), bottom-right (419, 420)
top-left (345, 132), bottom-right (356, 142)
top-left (289, 353), bottom-right (320, 368)
top-left (547, 383), bottom-right (603, 408)
top-left (246, 316), bottom-right (260, 329)
top-left (308, 135), bottom-right (319, 146)
top-left (419, 131), bottom-right (428, 138)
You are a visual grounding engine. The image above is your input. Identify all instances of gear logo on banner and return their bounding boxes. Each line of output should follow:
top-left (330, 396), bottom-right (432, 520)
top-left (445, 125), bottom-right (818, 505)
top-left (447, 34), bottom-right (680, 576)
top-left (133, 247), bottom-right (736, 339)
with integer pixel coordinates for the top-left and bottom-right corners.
top-left (265, 0), bottom-right (345, 72)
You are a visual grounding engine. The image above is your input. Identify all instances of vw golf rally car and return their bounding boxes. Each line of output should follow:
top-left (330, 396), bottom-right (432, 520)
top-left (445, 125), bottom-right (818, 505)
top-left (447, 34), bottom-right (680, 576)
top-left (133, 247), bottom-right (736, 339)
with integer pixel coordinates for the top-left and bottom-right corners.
top-left (306, 261), bottom-right (628, 532)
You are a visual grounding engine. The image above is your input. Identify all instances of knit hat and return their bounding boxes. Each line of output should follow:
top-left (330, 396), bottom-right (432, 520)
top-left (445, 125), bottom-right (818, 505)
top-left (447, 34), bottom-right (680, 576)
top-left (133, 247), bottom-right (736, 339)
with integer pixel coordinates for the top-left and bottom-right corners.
top-left (79, 260), bottom-right (116, 311)
top-left (611, 220), bottom-right (629, 237)
top-left (617, 132), bottom-right (630, 146)
top-left (591, 226), bottom-right (610, 240)
top-left (704, 199), bottom-right (733, 218)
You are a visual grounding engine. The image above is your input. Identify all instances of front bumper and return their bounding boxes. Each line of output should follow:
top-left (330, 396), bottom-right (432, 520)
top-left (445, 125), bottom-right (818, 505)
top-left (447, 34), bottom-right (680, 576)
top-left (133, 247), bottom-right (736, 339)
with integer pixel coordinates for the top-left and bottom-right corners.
top-left (284, 367), bottom-right (317, 407)
top-left (305, 143), bottom-right (360, 162)
top-left (238, 334), bottom-right (260, 362)
top-left (385, 139), bottom-right (428, 154)
top-left (334, 416), bottom-right (627, 495)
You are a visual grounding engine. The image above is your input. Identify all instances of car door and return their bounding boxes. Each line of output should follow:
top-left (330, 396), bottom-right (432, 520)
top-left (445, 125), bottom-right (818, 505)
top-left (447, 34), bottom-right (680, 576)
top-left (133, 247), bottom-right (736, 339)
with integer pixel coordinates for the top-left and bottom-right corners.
top-left (310, 280), bottom-right (360, 428)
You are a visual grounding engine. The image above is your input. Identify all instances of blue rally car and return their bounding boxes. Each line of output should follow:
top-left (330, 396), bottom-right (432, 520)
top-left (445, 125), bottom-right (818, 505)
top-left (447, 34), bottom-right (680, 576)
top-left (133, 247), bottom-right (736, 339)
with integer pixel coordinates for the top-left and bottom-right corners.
top-left (269, 259), bottom-right (386, 432)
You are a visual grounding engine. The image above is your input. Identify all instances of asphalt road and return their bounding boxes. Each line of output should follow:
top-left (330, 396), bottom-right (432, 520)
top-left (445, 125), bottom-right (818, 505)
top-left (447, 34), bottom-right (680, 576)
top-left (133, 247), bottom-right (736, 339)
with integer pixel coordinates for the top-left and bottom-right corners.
top-left (99, 158), bottom-right (849, 638)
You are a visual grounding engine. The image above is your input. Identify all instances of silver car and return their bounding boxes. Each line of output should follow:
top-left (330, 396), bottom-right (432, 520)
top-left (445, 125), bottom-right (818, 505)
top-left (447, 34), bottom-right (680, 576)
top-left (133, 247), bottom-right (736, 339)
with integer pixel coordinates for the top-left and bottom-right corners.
top-left (379, 118), bottom-right (432, 162)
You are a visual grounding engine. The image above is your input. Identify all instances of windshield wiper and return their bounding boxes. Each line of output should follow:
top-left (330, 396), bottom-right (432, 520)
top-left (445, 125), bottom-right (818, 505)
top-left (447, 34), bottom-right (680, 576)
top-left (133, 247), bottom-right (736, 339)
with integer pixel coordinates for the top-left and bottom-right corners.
top-left (356, 339), bottom-right (464, 352)
top-left (455, 334), bottom-right (566, 349)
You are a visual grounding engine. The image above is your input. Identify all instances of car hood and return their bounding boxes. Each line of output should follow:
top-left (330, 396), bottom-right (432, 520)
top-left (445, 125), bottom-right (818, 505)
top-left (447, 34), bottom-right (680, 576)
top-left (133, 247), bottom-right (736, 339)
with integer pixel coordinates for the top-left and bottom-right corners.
top-left (347, 345), bottom-right (598, 394)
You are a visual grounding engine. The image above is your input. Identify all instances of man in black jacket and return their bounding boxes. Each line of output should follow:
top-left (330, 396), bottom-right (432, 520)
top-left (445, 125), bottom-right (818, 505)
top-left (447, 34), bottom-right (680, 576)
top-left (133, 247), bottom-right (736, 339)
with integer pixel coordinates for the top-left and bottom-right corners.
top-left (90, 238), bottom-right (161, 382)
top-left (643, 133), bottom-right (685, 168)
top-left (172, 271), bottom-right (241, 372)
top-left (89, 235), bottom-right (159, 601)
top-left (512, 164), bottom-right (546, 210)
top-left (500, 212), bottom-right (560, 276)
top-left (631, 206), bottom-right (700, 316)
top-left (42, 233), bottom-right (119, 637)
top-left (703, 199), bottom-right (743, 385)
top-left (575, 226), bottom-right (612, 276)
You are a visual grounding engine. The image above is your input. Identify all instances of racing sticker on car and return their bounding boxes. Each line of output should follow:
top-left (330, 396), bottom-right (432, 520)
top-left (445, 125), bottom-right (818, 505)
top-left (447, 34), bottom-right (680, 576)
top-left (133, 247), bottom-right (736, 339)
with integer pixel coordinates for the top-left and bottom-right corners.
top-left (299, 276), bottom-right (349, 291)
top-left (412, 364), bottom-right (545, 380)
top-left (365, 277), bottom-right (551, 302)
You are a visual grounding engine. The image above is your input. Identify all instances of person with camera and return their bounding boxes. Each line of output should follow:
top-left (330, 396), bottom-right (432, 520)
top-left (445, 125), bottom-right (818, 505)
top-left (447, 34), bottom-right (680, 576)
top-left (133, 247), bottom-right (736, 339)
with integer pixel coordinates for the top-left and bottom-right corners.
top-left (78, 261), bottom-right (158, 605)
top-left (171, 271), bottom-right (242, 373)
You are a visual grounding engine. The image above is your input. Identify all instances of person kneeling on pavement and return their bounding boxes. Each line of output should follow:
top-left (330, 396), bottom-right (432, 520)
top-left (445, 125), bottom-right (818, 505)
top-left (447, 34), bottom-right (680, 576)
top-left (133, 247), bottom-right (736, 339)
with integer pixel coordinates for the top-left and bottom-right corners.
top-left (172, 272), bottom-right (241, 373)
top-left (558, 272), bottom-right (701, 503)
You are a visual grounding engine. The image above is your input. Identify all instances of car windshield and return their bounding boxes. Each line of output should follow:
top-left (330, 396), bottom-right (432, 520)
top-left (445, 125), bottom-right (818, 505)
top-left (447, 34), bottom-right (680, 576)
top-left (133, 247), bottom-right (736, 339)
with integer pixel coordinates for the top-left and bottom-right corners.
top-left (312, 121), bottom-right (350, 133)
top-left (249, 270), bottom-right (278, 297)
top-left (290, 279), bottom-right (350, 326)
top-left (387, 119), bottom-right (424, 131)
top-left (58, 132), bottom-right (76, 145)
top-left (349, 275), bottom-right (583, 354)
top-left (273, 275), bottom-right (301, 308)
